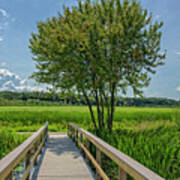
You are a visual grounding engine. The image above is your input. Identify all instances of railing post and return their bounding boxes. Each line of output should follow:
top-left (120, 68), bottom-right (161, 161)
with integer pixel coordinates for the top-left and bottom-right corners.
top-left (96, 148), bottom-right (101, 180)
top-left (34, 141), bottom-right (39, 165)
top-left (86, 139), bottom-right (90, 163)
top-left (67, 124), bottom-right (70, 137)
top-left (40, 135), bottom-right (43, 154)
top-left (68, 125), bottom-right (71, 138)
top-left (70, 126), bottom-right (72, 139)
top-left (118, 167), bottom-right (127, 180)
top-left (5, 171), bottom-right (13, 180)
top-left (80, 133), bottom-right (83, 153)
top-left (25, 150), bottom-right (31, 180)
top-left (73, 128), bottom-right (75, 142)
top-left (80, 133), bottom-right (83, 143)
top-left (75, 130), bottom-right (78, 145)
top-left (70, 126), bottom-right (73, 139)
top-left (45, 126), bottom-right (48, 142)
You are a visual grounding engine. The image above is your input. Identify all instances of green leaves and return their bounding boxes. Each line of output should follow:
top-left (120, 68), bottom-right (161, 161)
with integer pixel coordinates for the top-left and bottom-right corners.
top-left (29, 0), bottom-right (166, 130)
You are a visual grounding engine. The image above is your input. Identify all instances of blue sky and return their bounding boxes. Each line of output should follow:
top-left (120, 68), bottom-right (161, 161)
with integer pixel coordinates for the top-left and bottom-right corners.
top-left (0, 0), bottom-right (179, 99)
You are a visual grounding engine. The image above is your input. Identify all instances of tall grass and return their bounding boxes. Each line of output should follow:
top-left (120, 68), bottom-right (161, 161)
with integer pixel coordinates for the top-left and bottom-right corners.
top-left (0, 106), bottom-right (179, 131)
top-left (0, 128), bottom-right (29, 159)
top-left (95, 126), bottom-right (180, 179)
top-left (0, 106), bottom-right (179, 179)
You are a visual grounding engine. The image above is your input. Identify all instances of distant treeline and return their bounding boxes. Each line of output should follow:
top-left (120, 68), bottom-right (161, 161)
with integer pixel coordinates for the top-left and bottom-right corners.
top-left (0, 91), bottom-right (179, 107)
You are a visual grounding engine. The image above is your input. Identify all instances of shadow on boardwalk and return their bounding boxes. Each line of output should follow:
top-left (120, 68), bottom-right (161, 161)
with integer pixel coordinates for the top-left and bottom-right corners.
top-left (31, 135), bottom-right (94, 180)
top-left (47, 136), bottom-right (80, 159)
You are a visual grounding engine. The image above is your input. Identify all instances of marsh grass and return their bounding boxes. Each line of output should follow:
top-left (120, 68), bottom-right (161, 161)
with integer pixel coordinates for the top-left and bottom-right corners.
top-left (0, 106), bottom-right (179, 179)
top-left (0, 106), bottom-right (179, 131)
top-left (0, 128), bottom-right (29, 159)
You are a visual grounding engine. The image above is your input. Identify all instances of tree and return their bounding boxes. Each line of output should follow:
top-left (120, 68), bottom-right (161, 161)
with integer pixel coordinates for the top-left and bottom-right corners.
top-left (29, 0), bottom-right (166, 132)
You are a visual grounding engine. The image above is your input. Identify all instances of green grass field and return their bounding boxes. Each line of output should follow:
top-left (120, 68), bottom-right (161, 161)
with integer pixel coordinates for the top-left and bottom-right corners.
top-left (0, 106), bottom-right (179, 179)
top-left (0, 106), bottom-right (179, 131)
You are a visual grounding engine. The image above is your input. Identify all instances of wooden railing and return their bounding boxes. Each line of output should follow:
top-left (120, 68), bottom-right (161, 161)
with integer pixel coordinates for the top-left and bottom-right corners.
top-left (68, 123), bottom-right (165, 180)
top-left (0, 122), bottom-right (48, 180)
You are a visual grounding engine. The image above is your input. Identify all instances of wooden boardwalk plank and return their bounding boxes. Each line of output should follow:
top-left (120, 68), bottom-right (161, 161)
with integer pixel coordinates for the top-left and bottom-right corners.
top-left (33, 134), bottom-right (94, 180)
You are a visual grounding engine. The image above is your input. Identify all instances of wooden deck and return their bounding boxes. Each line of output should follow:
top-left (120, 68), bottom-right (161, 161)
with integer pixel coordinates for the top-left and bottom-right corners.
top-left (0, 123), bottom-right (165, 180)
top-left (32, 134), bottom-right (94, 180)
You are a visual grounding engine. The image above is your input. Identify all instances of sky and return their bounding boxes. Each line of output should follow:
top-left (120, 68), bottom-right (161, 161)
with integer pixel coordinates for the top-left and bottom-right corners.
top-left (0, 0), bottom-right (179, 99)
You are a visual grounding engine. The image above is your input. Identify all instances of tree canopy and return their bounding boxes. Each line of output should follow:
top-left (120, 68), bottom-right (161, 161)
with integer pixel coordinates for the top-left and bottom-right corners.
top-left (29, 0), bottom-right (166, 131)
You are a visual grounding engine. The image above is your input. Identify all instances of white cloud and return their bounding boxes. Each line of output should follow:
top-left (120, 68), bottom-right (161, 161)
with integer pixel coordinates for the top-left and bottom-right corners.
top-left (0, 68), bottom-right (14, 77)
top-left (0, 68), bottom-right (46, 92)
top-left (0, 9), bottom-right (8, 18)
top-left (20, 79), bottom-right (26, 85)
top-left (3, 80), bottom-right (14, 86)
top-left (15, 85), bottom-right (44, 92)
top-left (176, 86), bottom-right (180, 91)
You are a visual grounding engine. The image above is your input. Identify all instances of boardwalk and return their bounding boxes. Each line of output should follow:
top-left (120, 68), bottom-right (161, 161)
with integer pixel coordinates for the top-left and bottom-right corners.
top-left (32, 134), bottom-right (94, 180)
top-left (0, 123), bottom-right (165, 180)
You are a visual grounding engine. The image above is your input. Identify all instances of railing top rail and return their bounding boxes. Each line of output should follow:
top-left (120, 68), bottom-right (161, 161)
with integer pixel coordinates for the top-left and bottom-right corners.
top-left (0, 122), bottom-right (48, 178)
top-left (69, 123), bottom-right (164, 180)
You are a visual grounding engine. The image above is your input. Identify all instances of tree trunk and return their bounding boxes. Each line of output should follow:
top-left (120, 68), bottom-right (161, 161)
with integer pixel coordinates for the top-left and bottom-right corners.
top-left (94, 89), bottom-right (102, 129)
top-left (109, 83), bottom-right (116, 132)
top-left (82, 90), bottom-right (97, 130)
top-left (102, 91), bottom-right (110, 129)
top-left (100, 92), bottom-right (105, 128)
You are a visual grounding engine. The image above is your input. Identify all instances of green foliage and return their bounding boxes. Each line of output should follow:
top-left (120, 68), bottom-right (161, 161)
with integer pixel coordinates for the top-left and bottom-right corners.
top-left (96, 126), bottom-right (180, 179)
top-left (0, 91), bottom-right (62, 102)
top-left (0, 128), bottom-right (29, 159)
top-left (0, 91), bottom-right (180, 107)
top-left (0, 106), bottom-right (179, 131)
top-left (116, 97), bottom-right (180, 107)
top-left (0, 106), bottom-right (179, 130)
top-left (29, 0), bottom-right (166, 131)
top-left (0, 106), bottom-right (92, 131)
top-left (0, 106), bottom-right (179, 178)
